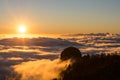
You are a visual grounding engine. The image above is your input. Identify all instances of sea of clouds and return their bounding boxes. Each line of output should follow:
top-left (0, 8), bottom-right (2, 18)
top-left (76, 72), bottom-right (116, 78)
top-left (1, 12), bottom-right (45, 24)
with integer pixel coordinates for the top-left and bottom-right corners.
top-left (0, 33), bottom-right (120, 80)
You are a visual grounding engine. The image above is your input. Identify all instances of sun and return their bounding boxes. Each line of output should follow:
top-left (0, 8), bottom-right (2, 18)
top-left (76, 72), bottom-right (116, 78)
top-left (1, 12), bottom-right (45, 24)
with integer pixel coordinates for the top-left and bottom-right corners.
top-left (18, 25), bottom-right (26, 33)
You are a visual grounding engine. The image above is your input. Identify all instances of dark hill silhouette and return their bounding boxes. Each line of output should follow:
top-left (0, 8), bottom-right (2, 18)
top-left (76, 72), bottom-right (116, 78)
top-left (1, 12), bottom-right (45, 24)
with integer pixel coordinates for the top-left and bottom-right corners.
top-left (60, 47), bottom-right (81, 61)
top-left (59, 47), bottom-right (120, 80)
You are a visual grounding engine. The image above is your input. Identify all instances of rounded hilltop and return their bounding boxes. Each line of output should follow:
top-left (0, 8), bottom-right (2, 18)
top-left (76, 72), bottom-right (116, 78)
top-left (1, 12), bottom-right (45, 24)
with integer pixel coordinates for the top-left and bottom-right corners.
top-left (60, 46), bottom-right (81, 61)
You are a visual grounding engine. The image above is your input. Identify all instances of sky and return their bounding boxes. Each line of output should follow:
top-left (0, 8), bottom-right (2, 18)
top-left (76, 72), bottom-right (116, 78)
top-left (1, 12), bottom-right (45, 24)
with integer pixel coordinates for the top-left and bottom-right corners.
top-left (0, 0), bottom-right (120, 34)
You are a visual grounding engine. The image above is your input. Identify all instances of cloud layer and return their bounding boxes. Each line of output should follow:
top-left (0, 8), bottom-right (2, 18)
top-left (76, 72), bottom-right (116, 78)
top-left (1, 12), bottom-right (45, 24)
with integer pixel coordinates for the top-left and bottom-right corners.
top-left (0, 33), bottom-right (120, 80)
top-left (13, 59), bottom-right (70, 80)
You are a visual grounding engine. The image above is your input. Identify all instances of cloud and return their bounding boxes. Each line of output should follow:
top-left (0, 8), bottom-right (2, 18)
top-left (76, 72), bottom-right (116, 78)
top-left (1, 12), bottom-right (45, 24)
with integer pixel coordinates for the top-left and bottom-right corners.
top-left (62, 33), bottom-right (111, 37)
top-left (0, 50), bottom-right (58, 62)
top-left (0, 37), bottom-right (81, 47)
top-left (0, 33), bottom-right (120, 79)
top-left (7, 57), bottom-right (23, 61)
top-left (13, 59), bottom-right (70, 80)
top-left (0, 50), bottom-right (58, 80)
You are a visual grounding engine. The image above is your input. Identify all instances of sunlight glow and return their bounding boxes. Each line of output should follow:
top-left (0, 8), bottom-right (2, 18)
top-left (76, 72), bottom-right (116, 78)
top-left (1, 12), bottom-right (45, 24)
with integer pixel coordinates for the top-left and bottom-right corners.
top-left (18, 25), bottom-right (26, 33)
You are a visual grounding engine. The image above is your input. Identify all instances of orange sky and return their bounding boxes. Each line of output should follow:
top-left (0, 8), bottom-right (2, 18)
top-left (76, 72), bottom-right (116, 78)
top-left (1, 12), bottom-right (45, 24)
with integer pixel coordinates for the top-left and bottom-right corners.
top-left (0, 0), bottom-right (120, 34)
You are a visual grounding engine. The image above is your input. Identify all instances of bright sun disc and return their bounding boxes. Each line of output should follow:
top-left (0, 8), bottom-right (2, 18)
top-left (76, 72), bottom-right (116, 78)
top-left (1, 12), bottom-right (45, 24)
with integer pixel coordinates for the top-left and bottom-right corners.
top-left (19, 25), bottom-right (26, 33)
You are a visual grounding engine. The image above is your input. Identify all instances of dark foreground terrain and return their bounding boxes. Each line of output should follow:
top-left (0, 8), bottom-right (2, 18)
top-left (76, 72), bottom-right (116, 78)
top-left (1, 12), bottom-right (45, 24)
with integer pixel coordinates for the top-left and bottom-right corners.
top-left (59, 54), bottom-right (120, 80)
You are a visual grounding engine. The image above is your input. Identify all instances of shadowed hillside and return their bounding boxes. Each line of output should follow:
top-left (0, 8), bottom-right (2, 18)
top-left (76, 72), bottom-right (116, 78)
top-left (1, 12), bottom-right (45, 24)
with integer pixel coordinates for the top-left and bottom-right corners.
top-left (59, 47), bottom-right (120, 80)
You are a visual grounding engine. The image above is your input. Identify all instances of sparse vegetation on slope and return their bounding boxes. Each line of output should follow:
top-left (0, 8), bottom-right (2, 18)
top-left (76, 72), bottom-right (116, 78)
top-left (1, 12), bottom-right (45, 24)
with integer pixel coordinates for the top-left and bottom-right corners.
top-left (59, 54), bottom-right (120, 80)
